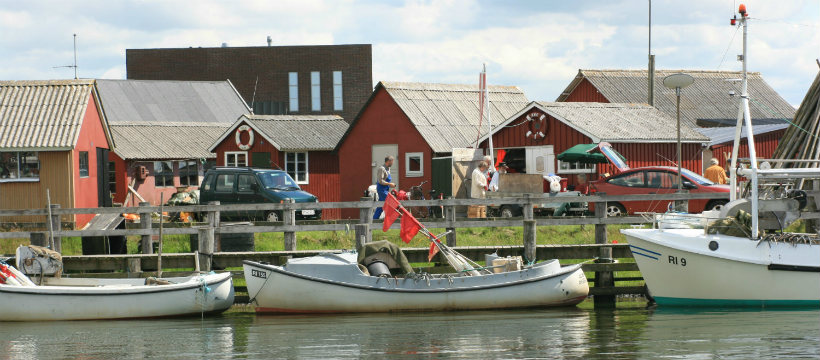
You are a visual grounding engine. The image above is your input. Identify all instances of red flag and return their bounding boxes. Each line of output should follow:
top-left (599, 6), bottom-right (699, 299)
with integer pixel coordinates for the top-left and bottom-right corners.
top-left (428, 240), bottom-right (440, 262)
top-left (382, 194), bottom-right (400, 232)
top-left (399, 213), bottom-right (421, 243)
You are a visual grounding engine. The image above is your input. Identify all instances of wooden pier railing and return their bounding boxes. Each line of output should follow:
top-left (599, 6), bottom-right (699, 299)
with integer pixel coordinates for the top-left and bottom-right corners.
top-left (0, 192), bottom-right (726, 307)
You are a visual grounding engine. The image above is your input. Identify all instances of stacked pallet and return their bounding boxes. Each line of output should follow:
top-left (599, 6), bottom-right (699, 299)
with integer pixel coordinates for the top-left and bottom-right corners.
top-left (772, 68), bottom-right (820, 169)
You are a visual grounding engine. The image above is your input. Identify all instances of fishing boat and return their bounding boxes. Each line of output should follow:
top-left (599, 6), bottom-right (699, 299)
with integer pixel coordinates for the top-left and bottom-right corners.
top-left (0, 247), bottom-right (234, 321)
top-left (622, 5), bottom-right (820, 307)
top-left (244, 194), bottom-right (588, 313)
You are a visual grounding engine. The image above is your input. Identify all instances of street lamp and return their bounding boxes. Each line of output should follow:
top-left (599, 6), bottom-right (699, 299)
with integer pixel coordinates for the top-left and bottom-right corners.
top-left (662, 73), bottom-right (694, 192)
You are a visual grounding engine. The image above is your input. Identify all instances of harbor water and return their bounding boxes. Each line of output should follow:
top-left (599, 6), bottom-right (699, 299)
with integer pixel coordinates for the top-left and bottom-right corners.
top-left (1, 305), bottom-right (818, 359)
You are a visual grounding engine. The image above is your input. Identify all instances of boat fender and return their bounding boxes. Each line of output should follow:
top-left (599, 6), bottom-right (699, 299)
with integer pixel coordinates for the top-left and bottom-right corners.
top-left (0, 263), bottom-right (23, 286)
top-left (708, 241), bottom-right (719, 251)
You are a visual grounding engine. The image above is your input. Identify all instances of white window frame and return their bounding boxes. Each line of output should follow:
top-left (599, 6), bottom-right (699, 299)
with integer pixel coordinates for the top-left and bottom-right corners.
top-left (556, 160), bottom-right (596, 174)
top-left (310, 71), bottom-right (321, 111)
top-left (225, 151), bottom-right (248, 167)
top-left (288, 72), bottom-right (298, 112)
top-left (405, 152), bottom-right (424, 177)
top-left (333, 71), bottom-right (343, 111)
top-left (285, 152), bottom-right (309, 184)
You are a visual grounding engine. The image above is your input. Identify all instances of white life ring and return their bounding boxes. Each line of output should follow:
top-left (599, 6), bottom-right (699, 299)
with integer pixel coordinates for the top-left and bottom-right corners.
top-left (524, 112), bottom-right (547, 140)
top-left (235, 125), bottom-right (254, 150)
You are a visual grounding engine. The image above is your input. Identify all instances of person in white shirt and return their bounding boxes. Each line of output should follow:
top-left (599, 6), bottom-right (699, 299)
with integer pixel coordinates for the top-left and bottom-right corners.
top-left (488, 162), bottom-right (508, 191)
top-left (471, 162), bottom-right (489, 199)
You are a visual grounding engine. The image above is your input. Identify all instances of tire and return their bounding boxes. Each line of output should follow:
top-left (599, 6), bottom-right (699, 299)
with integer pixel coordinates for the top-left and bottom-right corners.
top-left (705, 200), bottom-right (728, 212)
top-left (265, 211), bottom-right (281, 222)
top-left (606, 203), bottom-right (627, 217)
top-left (499, 206), bottom-right (516, 218)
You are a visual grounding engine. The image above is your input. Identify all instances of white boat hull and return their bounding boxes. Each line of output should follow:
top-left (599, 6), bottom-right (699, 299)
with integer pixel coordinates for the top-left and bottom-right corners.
top-left (243, 254), bottom-right (588, 313)
top-left (0, 272), bottom-right (234, 321)
top-left (622, 228), bottom-right (820, 307)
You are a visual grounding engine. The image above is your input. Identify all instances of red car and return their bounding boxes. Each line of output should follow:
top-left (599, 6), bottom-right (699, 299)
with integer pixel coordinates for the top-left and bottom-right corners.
top-left (588, 166), bottom-right (730, 216)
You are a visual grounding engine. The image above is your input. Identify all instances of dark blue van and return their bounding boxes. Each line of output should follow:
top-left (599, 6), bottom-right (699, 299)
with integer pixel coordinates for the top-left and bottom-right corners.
top-left (200, 167), bottom-right (321, 221)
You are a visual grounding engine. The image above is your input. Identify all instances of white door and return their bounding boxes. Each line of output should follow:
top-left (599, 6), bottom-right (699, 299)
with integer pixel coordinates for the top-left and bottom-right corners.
top-left (525, 146), bottom-right (555, 176)
top-left (372, 144), bottom-right (399, 189)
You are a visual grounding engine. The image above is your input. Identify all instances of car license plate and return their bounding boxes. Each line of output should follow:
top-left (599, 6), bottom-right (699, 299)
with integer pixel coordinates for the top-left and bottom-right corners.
top-left (301, 210), bottom-right (315, 216)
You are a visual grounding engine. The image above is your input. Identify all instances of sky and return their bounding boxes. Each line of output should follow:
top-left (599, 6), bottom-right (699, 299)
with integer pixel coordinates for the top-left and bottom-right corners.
top-left (1, 0), bottom-right (818, 106)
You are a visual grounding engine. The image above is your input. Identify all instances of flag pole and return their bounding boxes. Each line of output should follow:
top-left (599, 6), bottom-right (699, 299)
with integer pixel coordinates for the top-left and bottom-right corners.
top-left (485, 64), bottom-right (494, 171)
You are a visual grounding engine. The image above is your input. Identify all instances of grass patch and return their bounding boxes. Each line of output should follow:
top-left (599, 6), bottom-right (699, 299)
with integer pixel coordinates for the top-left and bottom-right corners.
top-left (2, 224), bottom-right (637, 257)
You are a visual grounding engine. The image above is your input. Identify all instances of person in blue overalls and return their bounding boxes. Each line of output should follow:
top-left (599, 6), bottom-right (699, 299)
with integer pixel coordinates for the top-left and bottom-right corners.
top-left (373, 155), bottom-right (396, 219)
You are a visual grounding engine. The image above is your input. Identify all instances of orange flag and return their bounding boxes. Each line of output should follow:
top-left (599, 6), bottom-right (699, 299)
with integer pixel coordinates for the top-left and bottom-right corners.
top-left (428, 240), bottom-right (440, 262)
top-left (399, 213), bottom-right (421, 243)
top-left (382, 194), bottom-right (401, 232)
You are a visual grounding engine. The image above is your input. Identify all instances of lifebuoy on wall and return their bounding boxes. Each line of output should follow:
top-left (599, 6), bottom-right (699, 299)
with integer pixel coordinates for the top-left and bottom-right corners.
top-left (524, 112), bottom-right (547, 140)
top-left (235, 125), bottom-right (254, 150)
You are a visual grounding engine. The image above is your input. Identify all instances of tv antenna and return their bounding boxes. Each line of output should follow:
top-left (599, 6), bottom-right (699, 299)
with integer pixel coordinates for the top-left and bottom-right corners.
top-left (53, 34), bottom-right (78, 79)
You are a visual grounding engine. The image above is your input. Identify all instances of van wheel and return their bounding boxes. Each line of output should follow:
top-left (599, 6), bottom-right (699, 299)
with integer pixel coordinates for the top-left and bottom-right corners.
top-left (500, 206), bottom-right (515, 218)
top-left (606, 203), bottom-right (627, 217)
top-left (265, 211), bottom-right (280, 222)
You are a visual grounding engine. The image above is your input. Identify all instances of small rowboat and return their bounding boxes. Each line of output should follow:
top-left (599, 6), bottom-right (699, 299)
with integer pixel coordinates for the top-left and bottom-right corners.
top-left (243, 252), bottom-right (588, 313)
top-left (0, 264), bottom-right (234, 321)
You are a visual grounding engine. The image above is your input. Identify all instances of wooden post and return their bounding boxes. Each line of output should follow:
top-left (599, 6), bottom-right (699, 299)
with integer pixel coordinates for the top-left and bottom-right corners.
top-left (594, 199), bottom-right (615, 308)
top-left (359, 196), bottom-right (374, 224)
top-left (354, 223), bottom-right (370, 250)
top-left (445, 201), bottom-right (457, 247)
top-left (49, 204), bottom-right (62, 253)
top-left (30, 232), bottom-right (48, 247)
top-left (127, 258), bottom-right (142, 278)
top-left (139, 202), bottom-right (152, 254)
top-left (523, 219), bottom-right (537, 262)
top-left (523, 194), bottom-right (534, 220)
top-left (283, 199), bottom-right (296, 251)
top-left (197, 227), bottom-right (214, 272)
top-left (206, 201), bottom-right (221, 252)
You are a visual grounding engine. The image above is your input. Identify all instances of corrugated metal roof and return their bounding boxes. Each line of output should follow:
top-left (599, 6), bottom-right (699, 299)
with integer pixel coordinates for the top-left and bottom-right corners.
top-left (110, 122), bottom-right (229, 159)
top-left (232, 114), bottom-right (349, 151)
top-left (557, 69), bottom-right (796, 128)
top-left (696, 123), bottom-right (789, 146)
top-left (96, 79), bottom-right (249, 124)
top-left (381, 82), bottom-right (530, 153)
top-left (534, 101), bottom-right (710, 142)
top-left (0, 79), bottom-right (95, 150)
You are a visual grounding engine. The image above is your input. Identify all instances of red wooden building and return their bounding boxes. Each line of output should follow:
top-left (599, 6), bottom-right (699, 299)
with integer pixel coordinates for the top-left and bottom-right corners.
top-left (697, 124), bottom-right (788, 171)
top-left (478, 102), bottom-right (710, 187)
top-left (96, 79), bottom-right (249, 206)
top-left (557, 69), bottom-right (795, 172)
top-left (335, 82), bottom-right (529, 219)
top-left (0, 80), bottom-right (113, 228)
top-left (210, 114), bottom-right (349, 219)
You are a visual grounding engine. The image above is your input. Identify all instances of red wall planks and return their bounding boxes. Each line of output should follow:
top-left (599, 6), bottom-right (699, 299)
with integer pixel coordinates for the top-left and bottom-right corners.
top-left (337, 88), bottom-right (434, 219)
top-left (482, 109), bottom-right (704, 186)
top-left (709, 129), bottom-right (785, 168)
top-left (73, 95), bottom-right (110, 227)
top-left (212, 121), bottom-right (342, 219)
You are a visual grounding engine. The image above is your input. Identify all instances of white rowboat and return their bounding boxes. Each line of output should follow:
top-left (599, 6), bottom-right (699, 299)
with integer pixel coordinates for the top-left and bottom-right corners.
top-left (0, 272), bottom-right (234, 321)
top-left (243, 252), bottom-right (588, 313)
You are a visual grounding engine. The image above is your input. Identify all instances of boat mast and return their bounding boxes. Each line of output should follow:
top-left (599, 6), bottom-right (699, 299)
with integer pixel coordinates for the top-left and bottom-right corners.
top-left (728, 4), bottom-right (760, 237)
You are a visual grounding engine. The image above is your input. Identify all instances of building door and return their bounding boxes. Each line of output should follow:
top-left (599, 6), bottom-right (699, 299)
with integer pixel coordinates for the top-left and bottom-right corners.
top-left (96, 148), bottom-right (112, 207)
top-left (525, 146), bottom-right (555, 176)
top-left (252, 152), bottom-right (271, 169)
top-left (372, 144), bottom-right (399, 189)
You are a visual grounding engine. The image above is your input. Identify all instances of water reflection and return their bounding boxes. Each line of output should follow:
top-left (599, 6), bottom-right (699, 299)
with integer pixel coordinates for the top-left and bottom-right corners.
top-left (0, 306), bottom-right (817, 359)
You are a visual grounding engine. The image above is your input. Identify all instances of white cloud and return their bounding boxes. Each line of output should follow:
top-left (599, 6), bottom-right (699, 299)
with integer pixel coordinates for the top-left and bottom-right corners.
top-left (0, 0), bottom-right (817, 105)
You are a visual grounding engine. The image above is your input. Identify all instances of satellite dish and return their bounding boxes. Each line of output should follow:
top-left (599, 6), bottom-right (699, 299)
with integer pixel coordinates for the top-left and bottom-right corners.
top-left (663, 73), bottom-right (695, 89)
